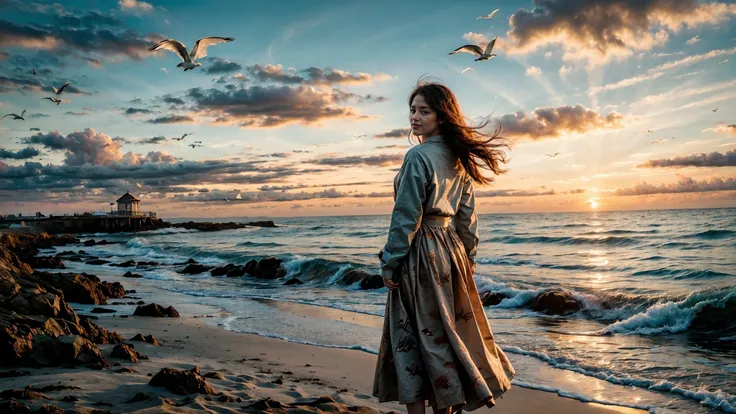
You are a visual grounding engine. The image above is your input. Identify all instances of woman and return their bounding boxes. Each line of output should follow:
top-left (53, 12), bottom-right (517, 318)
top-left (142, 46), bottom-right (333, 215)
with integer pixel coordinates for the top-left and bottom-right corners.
top-left (373, 80), bottom-right (515, 414)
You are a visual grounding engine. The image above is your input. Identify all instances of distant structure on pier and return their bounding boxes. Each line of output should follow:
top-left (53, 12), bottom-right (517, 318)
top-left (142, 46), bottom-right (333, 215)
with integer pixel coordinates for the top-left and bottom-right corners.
top-left (116, 191), bottom-right (142, 216)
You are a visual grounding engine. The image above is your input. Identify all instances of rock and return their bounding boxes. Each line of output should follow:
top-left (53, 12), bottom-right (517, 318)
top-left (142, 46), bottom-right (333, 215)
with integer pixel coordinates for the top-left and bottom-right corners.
top-left (203, 371), bottom-right (225, 380)
top-left (179, 264), bottom-right (213, 275)
top-left (110, 343), bottom-right (146, 363)
top-left (114, 367), bottom-right (137, 374)
top-left (26, 256), bottom-right (65, 270)
top-left (245, 221), bottom-right (276, 228)
top-left (85, 259), bottom-right (109, 265)
top-left (359, 275), bottom-right (384, 290)
top-left (171, 221), bottom-right (249, 232)
top-left (243, 260), bottom-right (257, 276)
top-left (96, 240), bottom-right (109, 246)
top-left (122, 271), bottom-right (143, 278)
top-left (61, 396), bottom-right (78, 402)
top-left (111, 260), bottom-right (136, 268)
top-left (531, 290), bottom-right (582, 315)
top-left (339, 269), bottom-right (372, 285)
top-left (283, 278), bottom-right (303, 286)
top-left (217, 394), bottom-right (243, 403)
top-left (0, 389), bottom-right (51, 400)
top-left (271, 377), bottom-right (283, 385)
top-left (211, 264), bottom-right (236, 277)
top-left (226, 267), bottom-right (247, 277)
top-left (29, 335), bottom-right (108, 368)
top-left (0, 370), bottom-right (31, 378)
top-left (248, 398), bottom-right (287, 410)
top-left (83, 240), bottom-right (96, 247)
top-left (127, 392), bottom-right (151, 403)
top-left (252, 257), bottom-right (285, 279)
top-left (33, 272), bottom-right (108, 304)
top-left (29, 385), bottom-right (80, 392)
top-left (480, 292), bottom-right (508, 307)
top-left (691, 297), bottom-right (736, 335)
top-left (130, 333), bottom-right (159, 346)
top-left (136, 261), bottom-right (158, 267)
top-left (133, 303), bottom-right (179, 318)
top-left (148, 366), bottom-right (217, 395)
top-left (0, 400), bottom-right (31, 413)
top-left (35, 405), bottom-right (64, 414)
top-left (90, 308), bottom-right (116, 314)
top-left (76, 318), bottom-right (123, 344)
top-left (99, 281), bottom-right (125, 299)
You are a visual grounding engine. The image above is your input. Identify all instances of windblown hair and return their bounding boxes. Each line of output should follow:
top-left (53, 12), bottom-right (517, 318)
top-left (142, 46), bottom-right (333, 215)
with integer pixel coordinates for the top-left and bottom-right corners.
top-left (408, 79), bottom-right (510, 185)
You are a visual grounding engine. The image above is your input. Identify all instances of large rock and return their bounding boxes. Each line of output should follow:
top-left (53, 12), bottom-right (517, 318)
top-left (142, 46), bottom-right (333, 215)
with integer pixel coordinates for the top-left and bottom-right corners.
top-left (531, 290), bottom-right (582, 315)
top-left (25, 256), bottom-right (65, 270)
top-left (252, 257), bottom-right (285, 279)
top-left (29, 335), bottom-right (108, 368)
top-left (245, 220), bottom-right (276, 228)
top-left (480, 292), bottom-right (508, 307)
top-left (211, 264), bottom-right (237, 277)
top-left (130, 333), bottom-right (159, 346)
top-left (110, 343), bottom-right (147, 363)
top-left (33, 272), bottom-right (108, 304)
top-left (171, 221), bottom-right (248, 232)
top-left (0, 399), bottom-right (32, 413)
top-left (226, 267), bottom-right (247, 278)
top-left (8, 289), bottom-right (78, 324)
top-left (243, 260), bottom-right (257, 276)
top-left (360, 275), bottom-right (384, 290)
top-left (148, 366), bottom-right (217, 395)
top-left (179, 264), bottom-right (213, 275)
top-left (338, 269), bottom-right (371, 285)
top-left (133, 303), bottom-right (180, 318)
top-left (111, 260), bottom-right (136, 268)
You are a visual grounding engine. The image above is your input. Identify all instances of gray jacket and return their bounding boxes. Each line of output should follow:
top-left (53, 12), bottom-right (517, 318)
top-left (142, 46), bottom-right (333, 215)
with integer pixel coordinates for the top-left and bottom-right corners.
top-left (379, 135), bottom-right (479, 280)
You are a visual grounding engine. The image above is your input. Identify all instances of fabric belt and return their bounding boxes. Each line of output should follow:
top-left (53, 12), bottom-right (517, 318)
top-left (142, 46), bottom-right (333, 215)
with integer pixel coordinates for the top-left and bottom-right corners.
top-left (421, 214), bottom-right (452, 227)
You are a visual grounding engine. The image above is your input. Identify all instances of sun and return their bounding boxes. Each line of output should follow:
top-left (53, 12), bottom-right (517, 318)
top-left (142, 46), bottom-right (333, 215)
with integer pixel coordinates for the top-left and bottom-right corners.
top-left (588, 199), bottom-right (599, 209)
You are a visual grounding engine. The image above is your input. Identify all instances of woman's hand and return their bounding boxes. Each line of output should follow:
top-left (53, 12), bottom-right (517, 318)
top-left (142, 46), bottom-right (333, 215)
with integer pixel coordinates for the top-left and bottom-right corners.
top-left (383, 278), bottom-right (399, 290)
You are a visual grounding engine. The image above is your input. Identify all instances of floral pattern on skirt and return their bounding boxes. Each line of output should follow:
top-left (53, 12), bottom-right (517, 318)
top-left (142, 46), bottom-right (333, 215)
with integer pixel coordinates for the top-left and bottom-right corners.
top-left (372, 222), bottom-right (515, 411)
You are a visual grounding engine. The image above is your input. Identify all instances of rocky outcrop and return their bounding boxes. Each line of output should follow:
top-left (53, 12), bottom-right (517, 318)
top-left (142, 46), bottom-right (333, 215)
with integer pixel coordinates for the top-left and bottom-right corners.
top-left (111, 260), bottom-right (136, 268)
top-left (360, 275), bottom-right (384, 290)
top-left (130, 333), bottom-right (159, 346)
top-left (531, 290), bottom-right (582, 315)
top-left (133, 303), bottom-right (180, 318)
top-left (171, 221), bottom-right (246, 232)
top-left (244, 220), bottom-right (276, 228)
top-left (252, 257), bottom-right (286, 279)
top-left (110, 343), bottom-right (147, 363)
top-left (123, 271), bottom-right (143, 278)
top-left (148, 366), bottom-right (217, 395)
top-left (480, 292), bottom-right (508, 307)
top-left (179, 264), bottom-right (213, 275)
top-left (29, 334), bottom-right (108, 368)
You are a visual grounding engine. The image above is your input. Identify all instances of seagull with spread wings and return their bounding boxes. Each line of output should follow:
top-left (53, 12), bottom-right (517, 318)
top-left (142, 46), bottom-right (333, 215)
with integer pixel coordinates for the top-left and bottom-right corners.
top-left (43, 97), bottom-right (62, 105)
top-left (477, 9), bottom-right (499, 20)
top-left (149, 37), bottom-right (235, 71)
top-left (53, 82), bottom-right (70, 95)
top-left (172, 132), bottom-right (194, 141)
top-left (2, 110), bottom-right (26, 120)
top-left (449, 36), bottom-right (498, 61)
top-left (546, 152), bottom-right (560, 158)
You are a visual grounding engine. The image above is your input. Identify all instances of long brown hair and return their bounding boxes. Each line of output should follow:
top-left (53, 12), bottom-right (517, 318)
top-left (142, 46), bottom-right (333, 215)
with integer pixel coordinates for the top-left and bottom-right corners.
top-left (408, 79), bottom-right (510, 185)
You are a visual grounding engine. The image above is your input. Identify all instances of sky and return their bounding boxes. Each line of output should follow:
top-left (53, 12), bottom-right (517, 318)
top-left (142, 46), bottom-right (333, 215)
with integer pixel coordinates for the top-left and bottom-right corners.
top-left (0, 0), bottom-right (734, 218)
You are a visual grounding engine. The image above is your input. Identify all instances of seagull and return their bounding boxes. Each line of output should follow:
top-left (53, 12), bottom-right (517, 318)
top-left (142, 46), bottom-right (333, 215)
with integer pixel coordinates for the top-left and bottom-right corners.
top-left (651, 139), bottom-right (666, 144)
top-left (172, 132), bottom-right (193, 141)
top-left (353, 134), bottom-right (367, 139)
top-left (717, 59), bottom-right (728, 65)
top-left (193, 140), bottom-right (202, 143)
top-left (42, 97), bottom-right (62, 105)
top-left (643, 129), bottom-right (654, 133)
top-left (712, 106), bottom-right (719, 112)
top-left (2, 110), bottom-right (26, 120)
top-left (223, 198), bottom-right (230, 202)
top-left (30, 127), bottom-right (40, 131)
top-left (461, 67), bottom-right (474, 74)
top-left (148, 37), bottom-right (235, 71)
top-left (31, 68), bottom-right (36, 76)
top-left (312, 143), bottom-right (325, 148)
top-left (189, 143), bottom-right (201, 148)
top-left (449, 36), bottom-right (498, 61)
top-left (546, 152), bottom-right (560, 158)
top-left (53, 82), bottom-right (70, 95)
top-left (477, 9), bottom-right (499, 20)
top-left (235, 193), bottom-right (242, 200)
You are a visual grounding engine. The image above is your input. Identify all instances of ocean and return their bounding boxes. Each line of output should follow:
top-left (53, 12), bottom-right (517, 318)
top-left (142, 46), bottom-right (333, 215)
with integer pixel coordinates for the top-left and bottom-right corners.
top-left (43, 208), bottom-right (735, 413)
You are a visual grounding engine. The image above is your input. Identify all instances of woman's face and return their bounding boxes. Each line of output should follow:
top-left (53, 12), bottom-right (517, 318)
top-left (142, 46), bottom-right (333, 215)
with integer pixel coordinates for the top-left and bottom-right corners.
top-left (410, 94), bottom-right (441, 140)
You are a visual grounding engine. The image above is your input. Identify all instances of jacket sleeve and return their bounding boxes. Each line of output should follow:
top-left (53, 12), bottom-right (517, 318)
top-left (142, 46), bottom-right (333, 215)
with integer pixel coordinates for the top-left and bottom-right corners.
top-left (379, 151), bottom-right (428, 280)
top-left (455, 176), bottom-right (479, 265)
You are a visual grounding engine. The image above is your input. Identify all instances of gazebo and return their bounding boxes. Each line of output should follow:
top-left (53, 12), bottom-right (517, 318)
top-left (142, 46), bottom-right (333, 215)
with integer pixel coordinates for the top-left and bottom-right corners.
top-left (116, 191), bottom-right (141, 216)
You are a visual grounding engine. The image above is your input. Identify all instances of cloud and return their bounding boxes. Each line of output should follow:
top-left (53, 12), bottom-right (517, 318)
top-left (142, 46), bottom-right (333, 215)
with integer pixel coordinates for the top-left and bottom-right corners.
top-left (63, 111), bottom-right (88, 116)
top-left (525, 66), bottom-right (542, 76)
top-left (374, 128), bottom-right (410, 139)
top-left (124, 107), bottom-right (153, 116)
top-left (504, 0), bottom-right (736, 65)
top-left (685, 35), bottom-right (700, 45)
top-left (145, 115), bottom-right (196, 124)
top-left (703, 123), bottom-right (736, 136)
top-left (475, 188), bottom-right (556, 197)
top-left (135, 136), bottom-right (168, 145)
top-left (246, 64), bottom-right (392, 86)
top-left (497, 104), bottom-right (624, 140)
top-left (203, 57), bottom-right (243, 74)
top-left (185, 84), bottom-right (373, 128)
top-left (0, 18), bottom-right (160, 64)
top-left (637, 149), bottom-right (736, 168)
top-left (118, 0), bottom-right (153, 13)
top-left (0, 147), bottom-right (41, 160)
top-left (614, 175), bottom-right (736, 196)
top-left (161, 95), bottom-right (185, 106)
top-left (56, 11), bottom-right (123, 28)
top-left (559, 66), bottom-right (571, 77)
top-left (312, 153), bottom-right (404, 167)
top-left (649, 47), bottom-right (736, 72)
top-left (0, 74), bottom-right (89, 95)
top-left (463, 32), bottom-right (490, 48)
top-left (589, 72), bottom-right (663, 94)
top-left (21, 128), bottom-right (123, 166)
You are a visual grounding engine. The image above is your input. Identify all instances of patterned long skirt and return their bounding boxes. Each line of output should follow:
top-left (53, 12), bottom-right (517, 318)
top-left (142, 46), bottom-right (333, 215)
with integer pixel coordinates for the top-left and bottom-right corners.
top-left (372, 218), bottom-right (515, 411)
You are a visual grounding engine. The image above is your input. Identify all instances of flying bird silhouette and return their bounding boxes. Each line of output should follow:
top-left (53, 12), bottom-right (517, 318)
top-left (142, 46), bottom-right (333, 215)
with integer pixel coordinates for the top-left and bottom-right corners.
top-left (149, 37), bottom-right (235, 71)
top-left (2, 110), bottom-right (26, 120)
top-left (461, 67), bottom-right (474, 74)
top-left (712, 106), bottom-right (719, 112)
top-left (189, 143), bottom-right (201, 148)
top-left (30, 127), bottom-right (40, 131)
top-left (312, 143), bottom-right (325, 148)
top-left (193, 140), bottom-right (202, 144)
top-left (353, 134), bottom-right (367, 139)
top-left (643, 129), bottom-right (654, 133)
top-left (546, 152), bottom-right (560, 157)
top-left (477, 9), bottom-right (499, 20)
top-left (650, 139), bottom-right (667, 144)
top-left (42, 97), bottom-right (62, 105)
top-left (31, 68), bottom-right (36, 76)
top-left (53, 82), bottom-right (70, 95)
top-left (172, 132), bottom-right (193, 141)
top-left (449, 37), bottom-right (498, 61)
